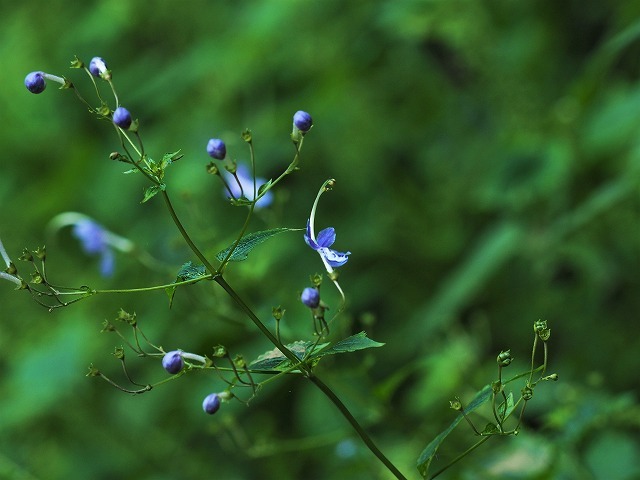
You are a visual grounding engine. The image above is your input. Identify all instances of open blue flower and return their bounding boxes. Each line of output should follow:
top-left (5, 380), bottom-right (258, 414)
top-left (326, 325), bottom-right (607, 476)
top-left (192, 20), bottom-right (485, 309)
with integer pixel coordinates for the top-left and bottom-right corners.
top-left (304, 180), bottom-right (350, 302)
top-left (304, 221), bottom-right (350, 269)
top-left (72, 219), bottom-right (115, 277)
top-left (48, 212), bottom-right (134, 277)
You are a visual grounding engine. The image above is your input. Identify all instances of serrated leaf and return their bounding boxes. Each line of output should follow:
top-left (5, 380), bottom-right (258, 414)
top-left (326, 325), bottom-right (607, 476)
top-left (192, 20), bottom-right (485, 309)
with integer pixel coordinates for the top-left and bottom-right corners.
top-left (166, 262), bottom-right (207, 308)
top-left (215, 228), bottom-right (297, 262)
top-left (141, 185), bottom-right (161, 203)
top-left (160, 149), bottom-right (183, 170)
top-left (175, 261), bottom-right (207, 281)
top-left (313, 332), bottom-right (384, 357)
top-left (249, 332), bottom-right (384, 372)
top-left (416, 384), bottom-right (493, 478)
top-left (123, 168), bottom-right (139, 174)
top-left (250, 341), bottom-right (329, 371)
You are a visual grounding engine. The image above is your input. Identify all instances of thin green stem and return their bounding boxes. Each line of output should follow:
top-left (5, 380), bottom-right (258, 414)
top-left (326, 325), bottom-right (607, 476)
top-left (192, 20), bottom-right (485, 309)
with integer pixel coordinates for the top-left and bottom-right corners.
top-left (157, 171), bottom-right (405, 479)
top-left (527, 335), bottom-right (538, 386)
top-left (215, 276), bottom-right (406, 479)
top-left (95, 275), bottom-right (212, 295)
top-left (307, 374), bottom-right (408, 480)
top-left (255, 137), bottom-right (304, 202)
top-left (161, 190), bottom-right (217, 274)
top-left (214, 276), bottom-right (308, 371)
top-left (427, 436), bottom-right (492, 480)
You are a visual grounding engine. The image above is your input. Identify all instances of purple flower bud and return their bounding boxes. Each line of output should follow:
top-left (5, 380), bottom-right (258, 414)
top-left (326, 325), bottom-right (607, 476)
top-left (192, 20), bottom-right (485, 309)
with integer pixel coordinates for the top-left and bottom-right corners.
top-left (202, 393), bottom-right (221, 414)
top-left (206, 138), bottom-right (226, 160)
top-left (89, 57), bottom-right (108, 77)
top-left (293, 111), bottom-right (313, 132)
top-left (162, 351), bottom-right (184, 374)
top-left (113, 107), bottom-right (132, 129)
top-left (301, 287), bottom-right (320, 308)
top-left (24, 72), bottom-right (46, 94)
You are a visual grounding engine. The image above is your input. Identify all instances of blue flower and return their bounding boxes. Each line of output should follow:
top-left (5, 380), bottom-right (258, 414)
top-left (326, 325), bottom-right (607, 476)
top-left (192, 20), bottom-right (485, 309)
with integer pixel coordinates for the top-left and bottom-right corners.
top-left (72, 220), bottom-right (115, 277)
top-left (48, 212), bottom-right (134, 277)
top-left (24, 71), bottom-right (66, 94)
top-left (162, 351), bottom-right (185, 374)
top-left (225, 164), bottom-right (274, 209)
top-left (113, 106), bottom-right (132, 129)
top-left (89, 57), bottom-right (108, 77)
top-left (206, 138), bottom-right (226, 160)
top-left (293, 110), bottom-right (313, 132)
top-left (202, 393), bottom-right (221, 414)
top-left (300, 287), bottom-right (320, 308)
top-left (304, 221), bottom-right (350, 269)
top-left (24, 72), bottom-right (46, 94)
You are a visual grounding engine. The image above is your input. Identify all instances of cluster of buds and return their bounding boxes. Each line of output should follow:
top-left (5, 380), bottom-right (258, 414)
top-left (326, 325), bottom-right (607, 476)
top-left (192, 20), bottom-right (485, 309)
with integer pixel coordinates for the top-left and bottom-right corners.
top-left (161, 348), bottom-right (250, 415)
top-left (25, 56), bottom-right (134, 131)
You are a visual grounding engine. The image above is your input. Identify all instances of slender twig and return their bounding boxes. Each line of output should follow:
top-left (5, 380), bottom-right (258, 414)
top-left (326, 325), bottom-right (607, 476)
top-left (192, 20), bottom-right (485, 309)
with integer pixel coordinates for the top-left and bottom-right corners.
top-left (427, 436), bottom-right (492, 480)
top-left (307, 374), bottom-right (408, 480)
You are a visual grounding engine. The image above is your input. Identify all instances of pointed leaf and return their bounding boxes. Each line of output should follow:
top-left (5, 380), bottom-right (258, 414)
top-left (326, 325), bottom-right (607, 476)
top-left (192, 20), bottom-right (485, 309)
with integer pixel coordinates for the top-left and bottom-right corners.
top-left (141, 185), bottom-right (161, 203)
top-left (215, 228), bottom-right (298, 262)
top-left (165, 285), bottom-right (177, 308)
top-left (250, 341), bottom-right (329, 371)
top-left (249, 332), bottom-right (384, 372)
top-left (498, 392), bottom-right (516, 419)
top-left (165, 262), bottom-right (207, 308)
top-left (312, 332), bottom-right (384, 357)
top-left (416, 384), bottom-right (493, 477)
top-left (175, 261), bottom-right (207, 281)
top-left (257, 179), bottom-right (273, 196)
top-left (160, 149), bottom-right (183, 170)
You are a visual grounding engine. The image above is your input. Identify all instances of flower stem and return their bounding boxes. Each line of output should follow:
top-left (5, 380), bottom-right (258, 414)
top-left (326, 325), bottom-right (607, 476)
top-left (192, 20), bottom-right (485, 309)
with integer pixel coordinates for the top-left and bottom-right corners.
top-left (307, 374), bottom-right (408, 480)
top-left (216, 275), bottom-right (407, 479)
top-left (427, 436), bottom-right (492, 479)
top-left (159, 184), bottom-right (405, 479)
top-left (161, 190), bottom-right (217, 274)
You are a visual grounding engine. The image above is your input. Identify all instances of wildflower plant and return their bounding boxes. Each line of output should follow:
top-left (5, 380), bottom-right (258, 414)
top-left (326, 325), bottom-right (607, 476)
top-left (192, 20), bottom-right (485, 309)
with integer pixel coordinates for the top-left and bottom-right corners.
top-left (4, 56), bottom-right (558, 479)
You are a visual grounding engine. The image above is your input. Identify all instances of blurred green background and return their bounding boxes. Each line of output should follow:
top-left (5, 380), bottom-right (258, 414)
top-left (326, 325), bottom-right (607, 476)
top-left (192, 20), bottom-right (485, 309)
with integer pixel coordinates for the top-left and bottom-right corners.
top-left (2, 1), bottom-right (640, 479)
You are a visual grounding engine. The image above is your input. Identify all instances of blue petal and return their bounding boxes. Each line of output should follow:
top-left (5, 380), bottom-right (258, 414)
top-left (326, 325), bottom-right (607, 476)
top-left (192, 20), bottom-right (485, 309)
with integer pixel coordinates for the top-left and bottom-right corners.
top-left (315, 227), bottom-right (336, 248)
top-left (319, 247), bottom-right (351, 268)
top-left (99, 249), bottom-right (115, 277)
top-left (72, 220), bottom-right (107, 254)
top-left (304, 220), bottom-right (319, 250)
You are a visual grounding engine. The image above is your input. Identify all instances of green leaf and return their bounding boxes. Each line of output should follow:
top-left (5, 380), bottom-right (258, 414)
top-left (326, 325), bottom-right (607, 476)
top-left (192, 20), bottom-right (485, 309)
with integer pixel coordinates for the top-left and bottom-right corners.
top-left (249, 332), bottom-right (384, 371)
top-left (215, 228), bottom-right (298, 263)
top-left (315, 332), bottom-right (385, 356)
top-left (250, 341), bottom-right (329, 371)
top-left (416, 384), bottom-right (493, 478)
top-left (498, 392), bottom-right (516, 420)
top-left (257, 179), bottom-right (273, 197)
top-left (165, 261), bottom-right (207, 308)
top-left (141, 185), bottom-right (161, 203)
top-left (160, 150), bottom-right (183, 169)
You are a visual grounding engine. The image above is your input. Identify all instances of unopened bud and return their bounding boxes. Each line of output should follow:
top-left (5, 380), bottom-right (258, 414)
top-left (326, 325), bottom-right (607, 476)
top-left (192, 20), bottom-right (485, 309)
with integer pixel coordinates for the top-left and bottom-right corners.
top-left (497, 349), bottom-right (513, 367)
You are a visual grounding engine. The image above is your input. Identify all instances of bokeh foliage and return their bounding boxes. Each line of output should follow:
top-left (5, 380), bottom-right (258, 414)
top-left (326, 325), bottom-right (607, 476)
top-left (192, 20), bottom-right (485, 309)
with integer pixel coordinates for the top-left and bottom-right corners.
top-left (1, 1), bottom-right (640, 479)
